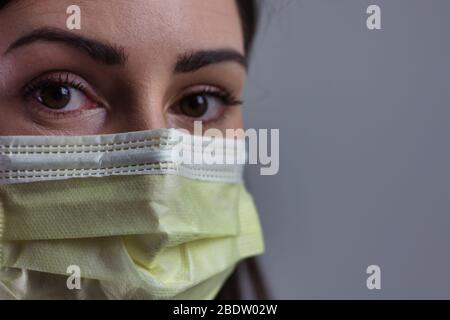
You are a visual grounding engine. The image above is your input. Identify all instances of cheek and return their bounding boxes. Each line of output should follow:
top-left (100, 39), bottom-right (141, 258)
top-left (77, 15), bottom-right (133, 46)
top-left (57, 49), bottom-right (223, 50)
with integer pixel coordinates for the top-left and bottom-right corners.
top-left (164, 106), bottom-right (243, 134)
top-left (226, 106), bottom-right (244, 129)
top-left (0, 99), bottom-right (109, 136)
top-left (205, 106), bottom-right (244, 133)
top-left (26, 109), bottom-right (109, 135)
top-left (218, 107), bottom-right (243, 130)
top-left (0, 101), bottom-right (28, 135)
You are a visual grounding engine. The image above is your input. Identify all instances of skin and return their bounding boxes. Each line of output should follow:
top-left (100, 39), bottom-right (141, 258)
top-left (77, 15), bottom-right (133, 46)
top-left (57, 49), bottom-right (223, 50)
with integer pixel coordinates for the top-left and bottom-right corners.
top-left (0, 0), bottom-right (246, 136)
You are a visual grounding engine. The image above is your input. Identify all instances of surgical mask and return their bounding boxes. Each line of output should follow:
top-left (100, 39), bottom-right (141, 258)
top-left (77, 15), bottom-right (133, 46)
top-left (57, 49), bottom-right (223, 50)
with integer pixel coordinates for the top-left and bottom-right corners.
top-left (0, 129), bottom-right (264, 299)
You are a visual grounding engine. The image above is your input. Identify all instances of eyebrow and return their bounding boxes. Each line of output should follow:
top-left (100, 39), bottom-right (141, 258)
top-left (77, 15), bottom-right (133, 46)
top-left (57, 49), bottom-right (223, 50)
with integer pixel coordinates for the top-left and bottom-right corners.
top-left (175, 49), bottom-right (247, 73)
top-left (5, 27), bottom-right (127, 66)
top-left (4, 27), bottom-right (247, 73)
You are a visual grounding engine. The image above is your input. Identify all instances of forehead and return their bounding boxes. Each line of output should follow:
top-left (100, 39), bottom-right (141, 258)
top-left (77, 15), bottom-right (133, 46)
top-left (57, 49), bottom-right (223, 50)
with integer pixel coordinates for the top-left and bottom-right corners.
top-left (0, 0), bottom-right (244, 54)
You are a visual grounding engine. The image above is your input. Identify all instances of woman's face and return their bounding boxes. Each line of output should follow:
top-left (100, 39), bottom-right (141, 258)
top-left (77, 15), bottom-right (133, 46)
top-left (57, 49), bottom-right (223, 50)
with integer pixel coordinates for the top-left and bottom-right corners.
top-left (0, 0), bottom-right (246, 135)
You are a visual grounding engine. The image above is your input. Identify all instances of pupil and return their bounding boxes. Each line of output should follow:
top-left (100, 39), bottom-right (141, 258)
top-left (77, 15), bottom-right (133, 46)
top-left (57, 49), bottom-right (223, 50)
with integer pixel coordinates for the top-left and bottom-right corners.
top-left (40, 85), bottom-right (71, 110)
top-left (180, 94), bottom-right (208, 117)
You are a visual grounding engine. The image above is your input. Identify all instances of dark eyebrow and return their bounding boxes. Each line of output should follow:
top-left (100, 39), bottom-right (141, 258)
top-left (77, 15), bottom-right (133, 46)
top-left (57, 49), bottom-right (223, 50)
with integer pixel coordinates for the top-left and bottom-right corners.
top-left (5, 27), bottom-right (127, 66)
top-left (175, 49), bottom-right (247, 73)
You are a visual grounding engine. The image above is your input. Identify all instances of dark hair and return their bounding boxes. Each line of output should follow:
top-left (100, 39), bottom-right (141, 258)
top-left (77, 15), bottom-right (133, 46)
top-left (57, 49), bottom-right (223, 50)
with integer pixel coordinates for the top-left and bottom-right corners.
top-left (0, 0), bottom-right (8, 10)
top-left (236, 0), bottom-right (259, 55)
top-left (0, 0), bottom-right (267, 300)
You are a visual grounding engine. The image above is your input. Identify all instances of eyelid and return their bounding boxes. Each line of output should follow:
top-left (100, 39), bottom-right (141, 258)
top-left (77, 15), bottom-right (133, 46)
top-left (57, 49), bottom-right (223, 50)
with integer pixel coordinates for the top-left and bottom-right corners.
top-left (170, 84), bottom-right (243, 109)
top-left (23, 71), bottom-right (109, 110)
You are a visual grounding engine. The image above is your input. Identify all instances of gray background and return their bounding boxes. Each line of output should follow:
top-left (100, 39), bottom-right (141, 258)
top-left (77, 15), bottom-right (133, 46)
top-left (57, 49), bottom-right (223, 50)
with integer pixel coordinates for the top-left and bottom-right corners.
top-left (242, 0), bottom-right (450, 299)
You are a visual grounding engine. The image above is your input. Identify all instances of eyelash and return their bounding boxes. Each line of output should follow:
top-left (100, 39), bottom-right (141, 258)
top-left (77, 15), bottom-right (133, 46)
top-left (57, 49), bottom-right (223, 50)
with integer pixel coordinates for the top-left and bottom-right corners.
top-left (185, 87), bottom-right (243, 107)
top-left (23, 73), bottom-right (87, 97)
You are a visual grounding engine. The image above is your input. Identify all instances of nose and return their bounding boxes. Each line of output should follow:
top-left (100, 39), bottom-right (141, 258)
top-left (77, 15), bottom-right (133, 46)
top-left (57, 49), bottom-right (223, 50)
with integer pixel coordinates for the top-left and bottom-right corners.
top-left (123, 108), bottom-right (168, 132)
top-left (111, 88), bottom-right (169, 133)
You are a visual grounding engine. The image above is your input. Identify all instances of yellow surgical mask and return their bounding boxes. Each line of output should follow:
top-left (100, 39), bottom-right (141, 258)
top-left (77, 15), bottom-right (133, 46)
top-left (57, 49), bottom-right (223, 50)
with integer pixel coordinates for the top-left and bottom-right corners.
top-left (0, 129), bottom-right (264, 299)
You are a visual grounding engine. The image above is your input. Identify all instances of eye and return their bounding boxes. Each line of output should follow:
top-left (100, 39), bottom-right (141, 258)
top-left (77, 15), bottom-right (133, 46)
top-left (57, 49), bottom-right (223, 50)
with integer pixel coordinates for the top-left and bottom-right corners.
top-left (173, 88), bottom-right (242, 122)
top-left (25, 73), bottom-right (100, 114)
top-left (38, 84), bottom-right (70, 110)
top-left (179, 93), bottom-right (210, 118)
top-left (34, 84), bottom-right (91, 111)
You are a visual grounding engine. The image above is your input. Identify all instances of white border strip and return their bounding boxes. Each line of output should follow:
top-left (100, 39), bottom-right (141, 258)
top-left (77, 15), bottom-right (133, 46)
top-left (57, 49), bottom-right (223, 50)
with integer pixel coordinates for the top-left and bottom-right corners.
top-left (0, 129), bottom-right (245, 185)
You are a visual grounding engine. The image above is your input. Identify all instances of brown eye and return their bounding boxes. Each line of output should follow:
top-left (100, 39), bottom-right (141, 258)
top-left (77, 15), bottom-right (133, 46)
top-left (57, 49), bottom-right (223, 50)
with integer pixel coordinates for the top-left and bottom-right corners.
top-left (179, 94), bottom-right (209, 118)
top-left (37, 84), bottom-right (71, 110)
